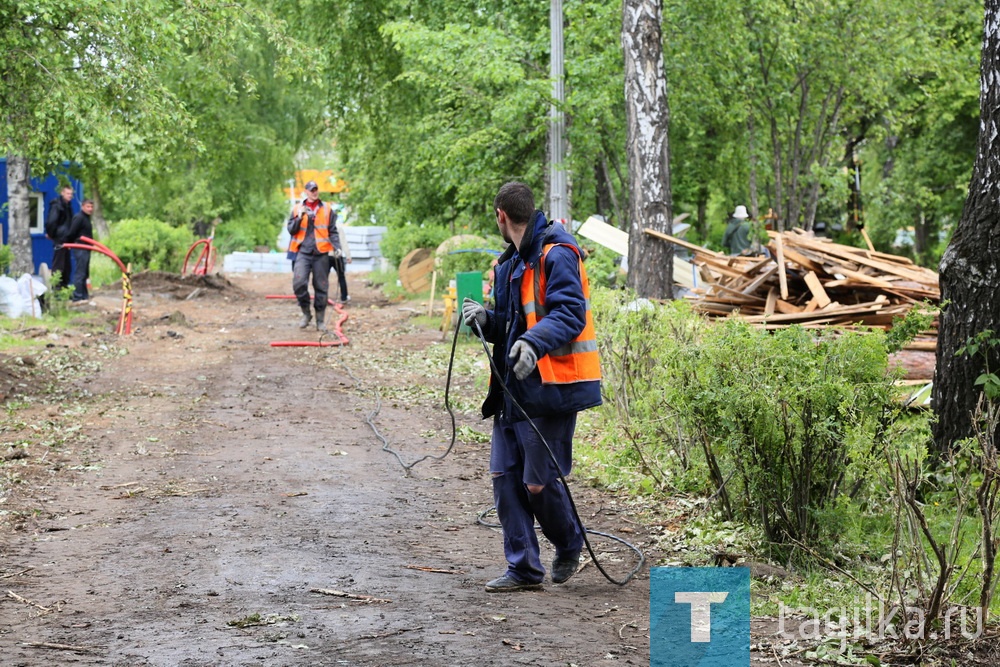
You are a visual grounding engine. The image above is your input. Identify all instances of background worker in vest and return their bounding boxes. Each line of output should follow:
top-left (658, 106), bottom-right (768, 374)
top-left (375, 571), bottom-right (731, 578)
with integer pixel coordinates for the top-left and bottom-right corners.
top-left (462, 181), bottom-right (602, 593)
top-left (286, 180), bottom-right (341, 331)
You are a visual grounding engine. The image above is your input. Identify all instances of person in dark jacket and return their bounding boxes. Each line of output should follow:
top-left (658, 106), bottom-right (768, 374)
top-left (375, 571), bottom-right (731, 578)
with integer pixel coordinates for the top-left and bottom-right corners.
top-left (328, 216), bottom-right (352, 303)
top-left (722, 205), bottom-right (752, 255)
top-left (463, 182), bottom-right (602, 592)
top-left (67, 200), bottom-right (94, 302)
top-left (45, 186), bottom-right (75, 289)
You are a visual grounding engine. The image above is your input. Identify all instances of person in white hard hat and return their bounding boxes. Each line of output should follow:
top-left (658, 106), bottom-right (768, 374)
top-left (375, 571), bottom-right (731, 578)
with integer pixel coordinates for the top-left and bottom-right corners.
top-left (722, 205), bottom-right (752, 255)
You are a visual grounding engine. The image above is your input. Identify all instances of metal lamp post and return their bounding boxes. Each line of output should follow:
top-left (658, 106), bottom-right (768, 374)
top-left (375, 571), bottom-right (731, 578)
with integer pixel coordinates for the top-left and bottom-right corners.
top-left (548, 0), bottom-right (568, 223)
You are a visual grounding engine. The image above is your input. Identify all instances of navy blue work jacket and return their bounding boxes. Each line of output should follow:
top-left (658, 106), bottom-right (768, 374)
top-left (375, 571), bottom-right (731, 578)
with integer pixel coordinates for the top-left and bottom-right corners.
top-left (480, 210), bottom-right (602, 421)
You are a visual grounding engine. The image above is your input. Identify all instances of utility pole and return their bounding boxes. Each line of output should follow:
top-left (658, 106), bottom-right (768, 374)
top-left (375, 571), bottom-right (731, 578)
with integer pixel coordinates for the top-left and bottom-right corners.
top-left (548, 0), bottom-right (568, 223)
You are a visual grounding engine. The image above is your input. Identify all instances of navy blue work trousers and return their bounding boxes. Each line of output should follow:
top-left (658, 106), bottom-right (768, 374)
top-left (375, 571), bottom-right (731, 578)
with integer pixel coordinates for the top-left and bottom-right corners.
top-left (490, 413), bottom-right (584, 584)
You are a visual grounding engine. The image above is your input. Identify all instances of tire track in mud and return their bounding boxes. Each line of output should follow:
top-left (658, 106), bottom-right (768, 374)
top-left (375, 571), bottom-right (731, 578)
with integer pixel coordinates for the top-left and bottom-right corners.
top-left (1, 274), bottom-right (651, 666)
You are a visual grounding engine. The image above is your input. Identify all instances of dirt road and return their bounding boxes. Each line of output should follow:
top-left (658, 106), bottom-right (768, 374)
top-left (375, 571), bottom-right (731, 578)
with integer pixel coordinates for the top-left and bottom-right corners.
top-left (1, 273), bottom-right (653, 666)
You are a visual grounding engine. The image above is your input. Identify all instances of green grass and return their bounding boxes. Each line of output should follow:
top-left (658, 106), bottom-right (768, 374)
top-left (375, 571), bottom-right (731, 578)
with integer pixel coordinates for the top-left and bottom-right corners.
top-left (90, 254), bottom-right (122, 289)
top-left (367, 268), bottom-right (410, 301)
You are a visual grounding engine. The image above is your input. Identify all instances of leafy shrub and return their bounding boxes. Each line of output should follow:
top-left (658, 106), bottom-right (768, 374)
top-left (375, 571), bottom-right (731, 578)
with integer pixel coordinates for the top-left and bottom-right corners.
top-left (436, 236), bottom-right (504, 282)
top-left (690, 321), bottom-right (897, 545)
top-left (380, 224), bottom-right (450, 268)
top-left (214, 193), bottom-right (289, 255)
top-left (0, 244), bottom-right (12, 274)
top-left (89, 254), bottom-right (121, 289)
top-left (105, 218), bottom-right (195, 272)
top-left (592, 289), bottom-right (904, 549)
top-left (581, 245), bottom-right (623, 289)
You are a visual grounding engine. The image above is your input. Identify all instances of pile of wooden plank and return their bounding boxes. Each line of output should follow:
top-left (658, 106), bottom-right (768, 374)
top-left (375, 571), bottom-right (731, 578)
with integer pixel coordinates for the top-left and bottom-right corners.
top-left (644, 227), bottom-right (939, 339)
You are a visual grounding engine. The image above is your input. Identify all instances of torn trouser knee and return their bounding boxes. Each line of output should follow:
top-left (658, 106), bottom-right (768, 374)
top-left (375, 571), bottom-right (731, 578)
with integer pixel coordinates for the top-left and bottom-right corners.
top-left (527, 479), bottom-right (583, 559)
top-left (492, 471), bottom-right (544, 583)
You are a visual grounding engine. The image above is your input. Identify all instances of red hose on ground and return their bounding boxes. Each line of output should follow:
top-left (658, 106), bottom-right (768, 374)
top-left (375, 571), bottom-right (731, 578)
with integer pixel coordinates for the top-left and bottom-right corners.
top-left (62, 238), bottom-right (133, 335)
top-left (183, 239), bottom-right (212, 276)
top-left (269, 301), bottom-right (349, 347)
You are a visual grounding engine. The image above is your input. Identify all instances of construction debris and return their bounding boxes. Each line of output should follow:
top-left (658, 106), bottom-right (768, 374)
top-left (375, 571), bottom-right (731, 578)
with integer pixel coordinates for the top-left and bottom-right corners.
top-left (644, 227), bottom-right (938, 346)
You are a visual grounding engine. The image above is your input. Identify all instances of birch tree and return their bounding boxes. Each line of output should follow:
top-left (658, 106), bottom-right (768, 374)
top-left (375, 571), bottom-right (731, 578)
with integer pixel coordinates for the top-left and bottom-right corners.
top-left (622, 0), bottom-right (673, 299)
top-left (4, 157), bottom-right (32, 275)
top-left (933, 0), bottom-right (1000, 452)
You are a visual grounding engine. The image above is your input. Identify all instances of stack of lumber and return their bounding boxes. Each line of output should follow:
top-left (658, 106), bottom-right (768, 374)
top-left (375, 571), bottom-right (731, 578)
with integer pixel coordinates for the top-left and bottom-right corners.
top-left (644, 227), bottom-right (939, 336)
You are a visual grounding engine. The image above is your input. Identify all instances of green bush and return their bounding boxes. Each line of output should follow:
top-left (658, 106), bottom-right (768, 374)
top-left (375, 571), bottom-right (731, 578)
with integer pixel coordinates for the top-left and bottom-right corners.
top-left (581, 245), bottom-right (623, 289)
top-left (436, 236), bottom-right (505, 282)
top-left (105, 218), bottom-right (195, 272)
top-left (214, 193), bottom-right (289, 255)
top-left (0, 244), bottom-right (12, 274)
top-left (380, 224), bottom-right (450, 268)
top-left (592, 289), bottom-right (905, 550)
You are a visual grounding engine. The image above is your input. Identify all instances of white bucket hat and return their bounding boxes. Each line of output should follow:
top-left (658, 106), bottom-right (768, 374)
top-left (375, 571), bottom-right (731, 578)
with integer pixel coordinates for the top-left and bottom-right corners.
top-left (732, 205), bottom-right (749, 219)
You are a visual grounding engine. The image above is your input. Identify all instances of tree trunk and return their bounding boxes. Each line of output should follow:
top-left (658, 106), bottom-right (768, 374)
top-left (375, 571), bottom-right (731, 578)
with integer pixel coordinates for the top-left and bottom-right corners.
top-left (6, 155), bottom-right (33, 275)
top-left (914, 208), bottom-right (930, 263)
top-left (600, 156), bottom-right (624, 227)
top-left (748, 115), bottom-right (759, 218)
top-left (622, 0), bottom-right (673, 299)
top-left (697, 191), bottom-right (708, 240)
top-left (86, 170), bottom-right (110, 239)
top-left (933, 0), bottom-right (1000, 453)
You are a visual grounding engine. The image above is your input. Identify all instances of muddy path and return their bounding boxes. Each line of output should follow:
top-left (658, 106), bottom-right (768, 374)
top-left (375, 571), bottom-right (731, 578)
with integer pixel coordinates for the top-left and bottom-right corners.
top-left (1, 273), bottom-right (653, 666)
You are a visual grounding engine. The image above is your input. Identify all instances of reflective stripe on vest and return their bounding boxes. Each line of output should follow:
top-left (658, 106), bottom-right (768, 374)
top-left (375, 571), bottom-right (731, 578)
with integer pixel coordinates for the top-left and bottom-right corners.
top-left (520, 243), bottom-right (601, 384)
top-left (289, 203), bottom-right (334, 254)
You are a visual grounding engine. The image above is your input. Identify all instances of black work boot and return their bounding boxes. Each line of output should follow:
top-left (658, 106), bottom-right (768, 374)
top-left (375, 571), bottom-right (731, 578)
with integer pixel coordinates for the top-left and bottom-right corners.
top-left (485, 574), bottom-right (543, 593)
top-left (298, 304), bottom-right (312, 329)
top-left (315, 308), bottom-right (328, 332)
top-left (551, 552), bottom-right (582, 584)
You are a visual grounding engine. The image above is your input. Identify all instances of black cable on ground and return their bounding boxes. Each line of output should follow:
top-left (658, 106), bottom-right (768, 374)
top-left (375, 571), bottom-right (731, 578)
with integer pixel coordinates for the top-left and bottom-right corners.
top-left (322, 318), bottom-right (461, 474)
top-left (469, 319), bottom-right (644, 586)
top-left (329, 311), bottom-right (644, 585)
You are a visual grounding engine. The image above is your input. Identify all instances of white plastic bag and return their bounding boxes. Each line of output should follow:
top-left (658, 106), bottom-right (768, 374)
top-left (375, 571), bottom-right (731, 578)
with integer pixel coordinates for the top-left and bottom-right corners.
top-left (0, 276), bottom-right (23, 318)
top-left (17, 273), bottom-right (47, 318)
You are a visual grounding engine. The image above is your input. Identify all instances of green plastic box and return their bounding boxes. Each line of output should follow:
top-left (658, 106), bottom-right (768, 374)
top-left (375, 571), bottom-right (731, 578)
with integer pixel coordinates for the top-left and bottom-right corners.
top-left (456, 271), bottom-right (484, 334)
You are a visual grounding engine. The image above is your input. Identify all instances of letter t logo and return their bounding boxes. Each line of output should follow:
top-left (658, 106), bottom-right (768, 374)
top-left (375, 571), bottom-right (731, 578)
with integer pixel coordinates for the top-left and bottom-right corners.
top-left (674, 592), bottom-right (729, 642)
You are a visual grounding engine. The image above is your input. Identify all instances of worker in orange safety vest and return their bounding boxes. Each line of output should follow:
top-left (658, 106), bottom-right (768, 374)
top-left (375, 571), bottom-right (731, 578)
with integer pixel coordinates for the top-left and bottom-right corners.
top-left (286, 180), bottom-right (341, 331)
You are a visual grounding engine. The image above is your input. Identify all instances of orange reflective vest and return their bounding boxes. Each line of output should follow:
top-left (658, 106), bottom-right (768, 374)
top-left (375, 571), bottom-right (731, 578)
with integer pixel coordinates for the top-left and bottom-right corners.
top-left (520, 243), bottom-right (601, 384)
top-left (289, 202), bottom-right (335, 254)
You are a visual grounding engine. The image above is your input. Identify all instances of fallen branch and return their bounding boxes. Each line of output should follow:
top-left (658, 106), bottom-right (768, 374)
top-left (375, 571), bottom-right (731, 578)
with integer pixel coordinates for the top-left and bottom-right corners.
top-left (352, 626), bottom-right (423, 641)
top-left (310, 588), bottom-right (392, 604)
top-left (7, 590), bottom-right (55, 614)
top-left (21, 641), bottom-right (101, 653)
top-left (404, 565), bottom-right (464, 575)
top-left (1, 567), bottom-right (33, 579)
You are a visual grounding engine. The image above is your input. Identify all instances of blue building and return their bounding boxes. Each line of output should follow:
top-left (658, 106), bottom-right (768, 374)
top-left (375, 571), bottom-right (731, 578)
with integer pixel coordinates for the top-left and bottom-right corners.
top-left (0, 158), bottom-right (84, 274)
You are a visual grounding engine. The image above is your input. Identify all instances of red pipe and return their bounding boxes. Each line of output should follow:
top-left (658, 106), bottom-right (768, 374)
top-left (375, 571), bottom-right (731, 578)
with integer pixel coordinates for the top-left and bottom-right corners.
top-left (265, 294), bottom-right (337, 307)
top-left (270, 341), bottom-right (345, 347)
top-left (62, 239), bottom-right (133, 334)
top-left (183, 239), bottom-right (211, 276)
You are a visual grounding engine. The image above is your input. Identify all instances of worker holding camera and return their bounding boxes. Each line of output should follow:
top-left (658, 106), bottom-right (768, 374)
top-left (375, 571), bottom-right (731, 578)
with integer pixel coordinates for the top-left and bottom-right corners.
top-left (286, 180), bottom-right (342, 331)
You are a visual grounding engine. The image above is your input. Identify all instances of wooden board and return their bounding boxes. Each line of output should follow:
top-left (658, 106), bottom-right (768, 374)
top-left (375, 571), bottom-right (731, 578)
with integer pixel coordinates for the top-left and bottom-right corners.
top-left (578, 216), bottom-right (629, 256)
top-left (803, 271), bottom-right (831, 308)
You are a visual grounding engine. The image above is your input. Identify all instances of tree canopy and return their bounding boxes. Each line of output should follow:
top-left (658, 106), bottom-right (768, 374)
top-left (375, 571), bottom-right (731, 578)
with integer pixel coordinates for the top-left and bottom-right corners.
top-left (1, 1), bottom-right (982, 269)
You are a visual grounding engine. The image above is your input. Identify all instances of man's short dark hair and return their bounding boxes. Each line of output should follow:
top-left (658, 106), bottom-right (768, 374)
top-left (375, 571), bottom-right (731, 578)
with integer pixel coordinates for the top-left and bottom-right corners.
top-left (82, 199), bottom-right (93, 206)
top-left (494, 182), bottom-right (535, 226)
